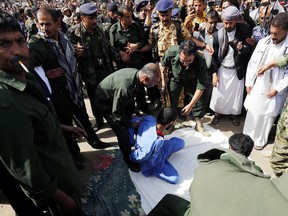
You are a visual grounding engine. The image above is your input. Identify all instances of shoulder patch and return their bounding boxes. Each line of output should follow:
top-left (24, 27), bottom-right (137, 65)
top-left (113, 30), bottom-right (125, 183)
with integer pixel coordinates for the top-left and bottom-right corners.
top-left (151, 22), bottom-right (160, 30)
top-left (0, 89), bottom-right (12, 108)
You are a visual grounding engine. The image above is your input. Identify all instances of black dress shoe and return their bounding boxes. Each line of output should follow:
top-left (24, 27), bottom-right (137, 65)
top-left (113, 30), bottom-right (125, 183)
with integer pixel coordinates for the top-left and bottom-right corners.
top-left (129, 162), bottom-right (141, 173)
top-left (89, 140), bottom-right (112, 149)
top-left (93, 120), bottom-right (104, 132)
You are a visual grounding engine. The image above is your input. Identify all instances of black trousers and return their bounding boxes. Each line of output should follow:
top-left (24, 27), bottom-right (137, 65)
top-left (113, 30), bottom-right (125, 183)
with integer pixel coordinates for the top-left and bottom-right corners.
top-left (52, 88), bottom-right (99, 156)
top-left (94, 99), bottom-right (132, 166)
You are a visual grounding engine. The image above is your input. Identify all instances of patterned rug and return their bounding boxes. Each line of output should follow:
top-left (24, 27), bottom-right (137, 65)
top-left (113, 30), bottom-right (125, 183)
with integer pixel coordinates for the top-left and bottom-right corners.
top-left (81, 149), bottom-right (144, 216)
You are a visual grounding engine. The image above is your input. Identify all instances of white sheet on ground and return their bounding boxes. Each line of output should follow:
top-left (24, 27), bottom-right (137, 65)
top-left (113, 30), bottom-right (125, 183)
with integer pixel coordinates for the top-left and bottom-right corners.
top-left (129, 124), bottom-right (229, 214)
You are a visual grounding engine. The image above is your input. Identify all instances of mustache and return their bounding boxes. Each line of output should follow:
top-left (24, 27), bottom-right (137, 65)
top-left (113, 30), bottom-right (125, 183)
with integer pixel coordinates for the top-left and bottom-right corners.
top-left (8, 55), bottom-right (29, 65)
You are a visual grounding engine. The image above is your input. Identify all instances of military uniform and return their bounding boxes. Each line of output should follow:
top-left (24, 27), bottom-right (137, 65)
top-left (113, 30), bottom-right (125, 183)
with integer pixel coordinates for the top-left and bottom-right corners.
top-left (97, 2), bottom-right (118, 39)
top-left (25, 17), bottom-right (37, 39)
top-left (95, 68), bottom-right (142, 167)
top-left (110, 20), bottom-right (146, 69)
top-left (0, 70), bottom-right (83, 215)
top-left (67, 23), bottom-right (114, 121)
top-left (149, 148), bottom-right (288, 216)
top-left (161, 45), bottom-right (208, 118)
top-left (150, 0), bottom-right (192, 108)
top-left (148, 21), bottom-right (191, 61)
top-left (97, 14), bottom-right (118, 38)
top-left (271, 96), bottom-right (288, 177)
top-left (277, 54), bottom-right (288, 68)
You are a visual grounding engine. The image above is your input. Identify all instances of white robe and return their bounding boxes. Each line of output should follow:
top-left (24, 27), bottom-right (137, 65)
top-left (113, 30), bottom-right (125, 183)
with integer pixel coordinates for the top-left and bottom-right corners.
top-left (210, 30), bottom-right (244, 115)
top-left (243, 35), bottom-right (288, 147)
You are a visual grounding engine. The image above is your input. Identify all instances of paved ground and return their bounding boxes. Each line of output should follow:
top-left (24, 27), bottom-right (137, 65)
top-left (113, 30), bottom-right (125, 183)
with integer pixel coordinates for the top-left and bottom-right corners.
top-left (0, 100), bottom-right (276, 215)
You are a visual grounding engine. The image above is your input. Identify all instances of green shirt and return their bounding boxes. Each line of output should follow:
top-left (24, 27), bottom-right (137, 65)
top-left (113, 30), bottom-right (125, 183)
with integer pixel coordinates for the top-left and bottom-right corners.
top-left (187, 148), bottom-right (288, 216)
top-left (67, 23), bottom-right (114, 87)
top-left (0, 70), bottom-right (81, 204)
top-left (277, 54), bottom-right (288, 68)
top-left (109, 21), bottom-right (146, 68)
top-left (161, 45), bottom-right (207, 90)
top-left (96, 68), bottom-right (139, 127)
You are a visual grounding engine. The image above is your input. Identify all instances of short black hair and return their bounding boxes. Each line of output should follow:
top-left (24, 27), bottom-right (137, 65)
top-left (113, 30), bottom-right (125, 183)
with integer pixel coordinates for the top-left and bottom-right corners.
top-left (118, 5), bottom-right (132, 17)
top-left (206, 10), bottom-right (220, 20)
top-left (36, 8), bottom-right (58, 23)
top-left (157, 107), bottom-right (177, 125)
top-left (229, 133), bottom-right (254, 157)
top-left (221, 0), bottom-right (240, 9)
top-left (271, 12), bottom-right (288, 31)
top-left (0, 9), bottom-right (23, 35)
top-left (179, 40), bottom-right (197, 56)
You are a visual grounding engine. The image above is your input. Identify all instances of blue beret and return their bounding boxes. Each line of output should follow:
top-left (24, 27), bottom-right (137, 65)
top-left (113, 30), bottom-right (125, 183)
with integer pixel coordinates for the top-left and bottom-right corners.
top-left (79, 2), bottom-right (97, 15)
top-left (136, 0), bottom-right (149, 12)
top-left (107, 2), bottom-right (118, 11)
top-left (156, 0), bottom-right (173, 12)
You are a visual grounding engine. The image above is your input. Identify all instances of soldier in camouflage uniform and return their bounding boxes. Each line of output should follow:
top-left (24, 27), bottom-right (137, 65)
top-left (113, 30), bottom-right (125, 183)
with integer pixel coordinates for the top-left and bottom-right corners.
top-left (24, 8), bottom-right (38, 40)
top-left (269, 55), bottom-right (288, 177)
top-left (145, 0), bottom-right (192, 111)
top-left (271, 98), bottom-right (288, 177)
top-left (67, 3), bottom-right (114, 131)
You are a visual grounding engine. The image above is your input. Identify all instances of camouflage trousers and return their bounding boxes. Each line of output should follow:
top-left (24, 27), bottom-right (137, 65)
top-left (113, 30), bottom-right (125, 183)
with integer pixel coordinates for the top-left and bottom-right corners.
top-left (271, 97), bottom-right (288, 177)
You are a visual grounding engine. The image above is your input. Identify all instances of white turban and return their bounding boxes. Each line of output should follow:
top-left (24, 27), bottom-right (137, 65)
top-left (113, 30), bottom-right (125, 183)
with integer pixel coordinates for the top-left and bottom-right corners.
top-left (222, 6), bottom-right (240, 21)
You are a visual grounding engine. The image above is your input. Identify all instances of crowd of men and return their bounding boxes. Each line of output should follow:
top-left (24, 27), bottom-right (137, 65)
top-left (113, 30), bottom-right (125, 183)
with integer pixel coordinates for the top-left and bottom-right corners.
top-left (0, 0), bottom-right (288, 215)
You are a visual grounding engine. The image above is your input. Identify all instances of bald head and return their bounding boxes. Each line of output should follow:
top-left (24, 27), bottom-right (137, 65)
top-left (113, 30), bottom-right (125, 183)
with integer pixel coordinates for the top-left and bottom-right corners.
top-left (138, 63), bottom-right (160, 88)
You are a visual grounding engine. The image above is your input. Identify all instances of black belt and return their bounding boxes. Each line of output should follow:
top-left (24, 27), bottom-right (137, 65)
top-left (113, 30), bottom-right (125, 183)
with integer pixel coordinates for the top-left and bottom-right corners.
top-left (221, 65), bottom-right (236, 69)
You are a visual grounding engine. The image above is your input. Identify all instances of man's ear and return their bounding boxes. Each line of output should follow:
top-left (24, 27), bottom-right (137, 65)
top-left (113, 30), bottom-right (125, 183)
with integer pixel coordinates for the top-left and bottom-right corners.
top-left (140, 74), bottom-right (149, 84)
top-left (144, 76), bottom-right (150, 83)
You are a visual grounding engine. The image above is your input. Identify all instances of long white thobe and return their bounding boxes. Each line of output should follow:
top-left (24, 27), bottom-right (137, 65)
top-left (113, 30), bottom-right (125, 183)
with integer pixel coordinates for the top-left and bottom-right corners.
top-left (243, 35), bottom-right (288, 148)
top-left (210, 29), bottom-right (244, 115)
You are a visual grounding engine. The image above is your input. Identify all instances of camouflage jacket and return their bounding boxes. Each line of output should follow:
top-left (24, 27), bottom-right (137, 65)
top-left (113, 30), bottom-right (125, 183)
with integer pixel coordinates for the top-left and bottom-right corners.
top-left (148, 20), bottom-right (191, 61)
top-left (67, 23), bottom-right (114, 86)
top-left (271, 97), bottom-right (288, 177)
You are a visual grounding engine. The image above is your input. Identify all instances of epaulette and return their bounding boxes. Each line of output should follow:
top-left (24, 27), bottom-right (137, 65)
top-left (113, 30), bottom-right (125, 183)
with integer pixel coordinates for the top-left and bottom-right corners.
top-left (151, 22), bottom-right (160, 30)
top-left (29, 34), bottom-right (43, 43)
